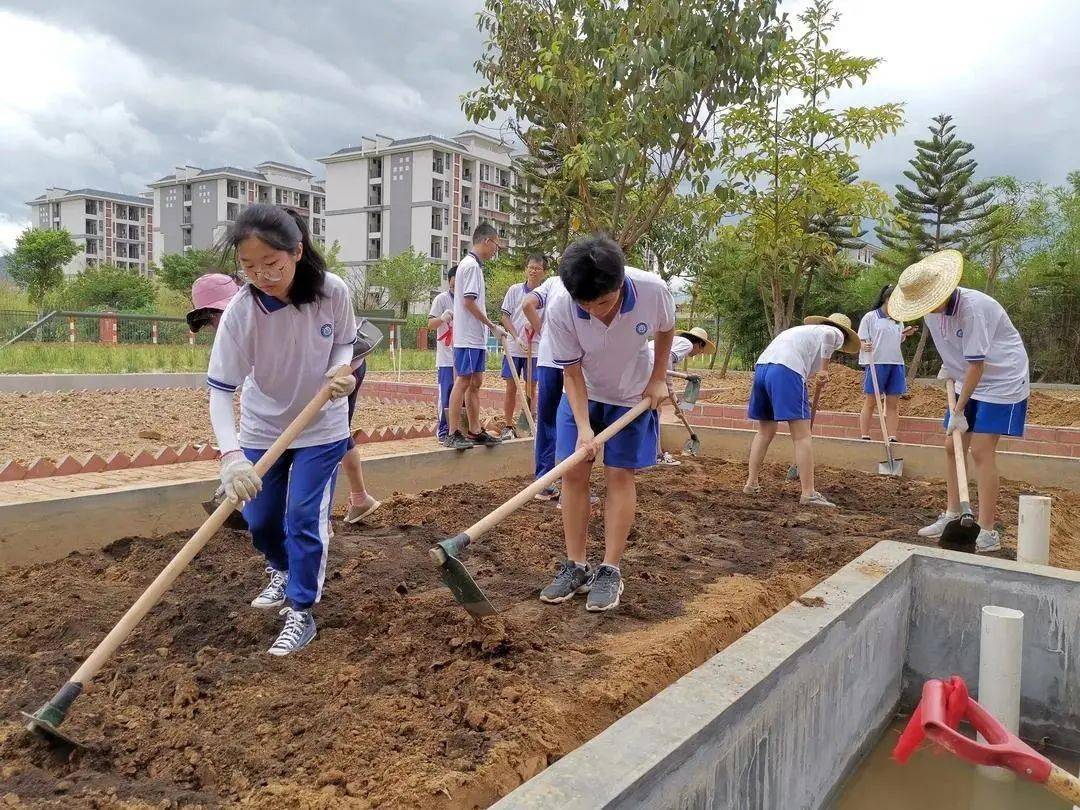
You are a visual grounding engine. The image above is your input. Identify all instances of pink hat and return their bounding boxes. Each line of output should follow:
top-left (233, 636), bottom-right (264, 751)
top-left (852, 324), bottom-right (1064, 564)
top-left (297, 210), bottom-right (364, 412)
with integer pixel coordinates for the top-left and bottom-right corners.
top-left (187, 274), bottom-right (240, 331)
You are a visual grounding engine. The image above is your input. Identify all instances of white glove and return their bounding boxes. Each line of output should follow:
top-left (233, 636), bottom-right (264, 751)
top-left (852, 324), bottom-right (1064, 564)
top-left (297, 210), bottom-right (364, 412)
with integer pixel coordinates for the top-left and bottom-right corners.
top-left (937, 366), bottom-right (949, 380)
top-left (220, 450), bottom-right (262, 505)
top-left (325, 364), bottom-right (356, 400)
top-left (440, 309), bottom-right (453, 324)
top-left (492, 325), bottom-right (510, 341)
top-left (946, 408), bottom-right (969, 435)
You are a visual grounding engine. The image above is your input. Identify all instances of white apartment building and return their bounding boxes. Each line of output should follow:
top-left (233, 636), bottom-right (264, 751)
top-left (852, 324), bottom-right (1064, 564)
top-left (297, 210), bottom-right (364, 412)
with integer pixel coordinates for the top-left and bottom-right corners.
top-left (319, 130), bottom-right (517, 279)
top-left (26, 188), bottom-right (154, 277)
top-left (149, 161), bottom-right (326, 259)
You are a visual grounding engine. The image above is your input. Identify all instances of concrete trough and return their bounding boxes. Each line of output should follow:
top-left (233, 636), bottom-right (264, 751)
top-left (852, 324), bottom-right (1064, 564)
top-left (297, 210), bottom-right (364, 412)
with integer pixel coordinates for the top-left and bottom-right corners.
top-left (495, 543), bottom-right (1080, 809)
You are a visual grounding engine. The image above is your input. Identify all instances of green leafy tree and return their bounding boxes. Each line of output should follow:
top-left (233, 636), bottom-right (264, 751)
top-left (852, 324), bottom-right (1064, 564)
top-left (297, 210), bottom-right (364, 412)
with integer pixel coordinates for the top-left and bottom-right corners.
top-left (722, 0), bottom-right (902, 334)
top-left (876, 113), bottom-right (997, 376)
top-left (158, 249), bottom-right (221, 292)
top-left (975, 177), bottom-right (1050, 292)
top-left (48, 264), bottom-right (157, 312)
top-left (322, 240), bottom-right (347, 279)
top-left (634, 194), bottom-right (719, 283)
top-left (365, 248), bottom-right (441, 318)
top-left (7, 228), bottom-right (81, 307)
top-left (462, 0), bottom-right (783, 251)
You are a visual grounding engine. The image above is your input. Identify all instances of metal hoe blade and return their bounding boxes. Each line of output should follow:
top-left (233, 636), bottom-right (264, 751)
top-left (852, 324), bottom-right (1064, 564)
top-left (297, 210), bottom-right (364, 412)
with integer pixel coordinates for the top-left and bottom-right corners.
top-left (429, 537), bottom-right (497, 619)
top-left (878, 456), bottom-right (904, 477)
top-left (21, 711), bottom-right (83, 749)
top-left (684, 435), bottom-right (701, 457)
top-left (940, 514), bottom-right (980, 551)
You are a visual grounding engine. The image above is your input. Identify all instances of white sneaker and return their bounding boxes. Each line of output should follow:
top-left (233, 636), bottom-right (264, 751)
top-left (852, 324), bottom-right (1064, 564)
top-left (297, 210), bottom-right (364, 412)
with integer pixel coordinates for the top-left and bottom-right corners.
top-left (918, 512), bottom-right (960, 538)
top-left (976, 529), bottom-right (1002, 553)
top-left (656, 452), bottom-right (682, 466)
top-left (251, 566), bottom-right (288, 609)
top-left (267, 607), bottom-right (316, 656)
top-left (799, 491), bottom-right (836, 508)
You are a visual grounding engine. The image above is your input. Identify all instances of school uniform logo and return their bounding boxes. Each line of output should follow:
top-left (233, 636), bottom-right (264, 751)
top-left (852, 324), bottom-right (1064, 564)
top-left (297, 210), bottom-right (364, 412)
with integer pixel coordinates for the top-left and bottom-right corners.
top-left (635, 322), bottom-right (647, 335)
top-left (956, 328), bottom-right (964, 338)
top-left (320, 323), bottom-right (333, 338)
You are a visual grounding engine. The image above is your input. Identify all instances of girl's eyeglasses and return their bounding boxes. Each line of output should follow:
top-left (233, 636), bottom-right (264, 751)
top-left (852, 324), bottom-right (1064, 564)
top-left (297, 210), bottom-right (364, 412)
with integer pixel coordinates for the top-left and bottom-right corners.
top-left (237, 265), bottom-right (284, 284)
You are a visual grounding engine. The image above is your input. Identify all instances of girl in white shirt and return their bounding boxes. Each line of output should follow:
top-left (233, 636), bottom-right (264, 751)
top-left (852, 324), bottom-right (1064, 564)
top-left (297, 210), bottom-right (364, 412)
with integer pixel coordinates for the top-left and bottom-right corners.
top-left (857, 285), bottom-right (917, 440)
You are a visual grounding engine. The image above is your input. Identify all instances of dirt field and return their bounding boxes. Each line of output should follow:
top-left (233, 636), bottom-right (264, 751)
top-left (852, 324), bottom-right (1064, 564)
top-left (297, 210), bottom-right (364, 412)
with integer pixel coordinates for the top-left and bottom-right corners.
top-left (0, 389), bottom-right (500, 465)
top-left (701, 365), bottom-right (1080, 426)
top-left (2, 458), bottom-right (1078, 808)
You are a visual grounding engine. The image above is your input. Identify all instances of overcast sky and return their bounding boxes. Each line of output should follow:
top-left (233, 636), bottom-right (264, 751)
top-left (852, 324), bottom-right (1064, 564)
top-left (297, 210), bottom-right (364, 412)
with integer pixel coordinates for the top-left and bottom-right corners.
top-left (1, 0), bottom-right (1077, 253)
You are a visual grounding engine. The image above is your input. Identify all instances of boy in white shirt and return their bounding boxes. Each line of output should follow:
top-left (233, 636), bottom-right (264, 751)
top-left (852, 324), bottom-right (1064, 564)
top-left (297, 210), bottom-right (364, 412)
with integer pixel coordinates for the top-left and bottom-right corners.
top-left (743, 314), bottom-right (860, 507)
top-left (540, 235), bottom-right (676, 612)
top-left (498, 254), bottom-right (548, 439)
top-left (446, 223), bottom-right (509, 449)
top-left (888, 250), bottom-right (1030, 553)
top-left (522, 274), bottom-right (566, 501)
top-left (650, 326), bottom-right (715, 465)
top-left (427, 266), bottom-right (456, 444)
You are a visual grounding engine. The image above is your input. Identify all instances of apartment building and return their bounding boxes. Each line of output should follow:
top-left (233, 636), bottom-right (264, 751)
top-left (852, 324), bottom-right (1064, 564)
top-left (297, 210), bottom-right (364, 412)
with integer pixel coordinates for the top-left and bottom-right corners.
top-left (319, 130), bottom-right (517, 278)
top-left (149, 161), bottom-right (326, 258)
top-left (26, 188), bottom-right (154, 277)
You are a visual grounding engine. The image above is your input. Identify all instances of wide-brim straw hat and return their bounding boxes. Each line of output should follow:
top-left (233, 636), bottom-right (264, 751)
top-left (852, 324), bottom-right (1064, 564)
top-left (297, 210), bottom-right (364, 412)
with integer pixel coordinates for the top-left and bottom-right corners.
top-left (803, 312), bottom-right (860, 353)
top-left (676, 326), bottom-right (717, 354)
top-left (887, 250), bottom-right (963, 322)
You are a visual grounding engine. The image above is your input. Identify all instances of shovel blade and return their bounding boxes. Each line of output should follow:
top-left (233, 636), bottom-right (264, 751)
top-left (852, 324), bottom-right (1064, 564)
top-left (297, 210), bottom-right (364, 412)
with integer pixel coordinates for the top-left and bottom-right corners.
top-left (786, 463), bottom-right (799, 480)
top-left (681, 377), bottom-right (702, 407)
top-left (684, 436), bottom-right (701, 457)
top-left (877, 458), bottom-right (904, 477)
top-left (515, 411), bottom-right (531, 435)
top-left (940, 514), bottom-right (980, 551)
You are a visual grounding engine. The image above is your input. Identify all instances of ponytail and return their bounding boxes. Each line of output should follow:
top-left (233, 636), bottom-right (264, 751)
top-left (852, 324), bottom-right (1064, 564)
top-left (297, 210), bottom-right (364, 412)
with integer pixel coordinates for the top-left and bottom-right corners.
top-left (873, 283), bottom-right (894, 315)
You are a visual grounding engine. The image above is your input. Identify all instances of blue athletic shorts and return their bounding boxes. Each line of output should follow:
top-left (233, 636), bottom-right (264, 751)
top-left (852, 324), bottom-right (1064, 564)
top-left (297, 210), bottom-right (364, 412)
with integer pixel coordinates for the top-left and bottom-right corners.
top-left (747, 363), bottom-right (810, 422)
top-left (453, 347), bottom-right (487, 376)
top-left (944, 397), bottom-right (1027, 437)
top-left (863, 363), bottom-right (907, 396)
top-left (554, 395), bottom-right (658, 469)
top-left (501, 355), bottom-right (532, 381)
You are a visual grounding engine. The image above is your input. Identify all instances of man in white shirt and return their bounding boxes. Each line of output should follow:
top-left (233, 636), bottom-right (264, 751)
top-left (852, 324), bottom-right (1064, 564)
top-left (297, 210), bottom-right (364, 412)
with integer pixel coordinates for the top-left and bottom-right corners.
top-left (447, 223), bottom-right (509, 449)
top-left (498, 254), bottom-right (548, 439)
top-left (743, 315), bottom-right (860, 507)
top-left (888, 250), bottom-right (1030, 553)
top-left (427, 266), bottom-right (457, 444)
top-left (539, 235), bottom-right (676, 613)
top-left (522, 273), bottom-right (567, 501)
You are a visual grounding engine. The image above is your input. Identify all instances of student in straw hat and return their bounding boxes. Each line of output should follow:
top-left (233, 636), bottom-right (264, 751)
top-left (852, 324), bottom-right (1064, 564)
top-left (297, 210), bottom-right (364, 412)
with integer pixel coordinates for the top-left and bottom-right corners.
top-left (743, 313), bottom-right (860, 507)
top-left (650, 327), bottom-right (716, 465)
top-left (887, 250), bottom-right (1029, 553)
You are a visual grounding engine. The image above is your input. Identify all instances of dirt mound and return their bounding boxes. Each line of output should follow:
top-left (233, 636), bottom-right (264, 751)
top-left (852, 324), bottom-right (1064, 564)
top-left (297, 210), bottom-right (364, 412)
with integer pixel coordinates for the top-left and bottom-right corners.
top-left (1, 459), bottom-right (1077, 808)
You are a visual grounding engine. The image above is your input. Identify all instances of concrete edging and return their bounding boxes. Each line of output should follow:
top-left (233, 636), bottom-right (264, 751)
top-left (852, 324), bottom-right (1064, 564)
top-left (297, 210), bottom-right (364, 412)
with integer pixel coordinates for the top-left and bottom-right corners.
top-left (0, 373), bottom-right (208, 393)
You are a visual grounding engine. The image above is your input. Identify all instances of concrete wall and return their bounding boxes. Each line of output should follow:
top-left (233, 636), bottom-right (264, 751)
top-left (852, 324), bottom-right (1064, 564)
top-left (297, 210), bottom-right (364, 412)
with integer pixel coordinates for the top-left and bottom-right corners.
top-left (903, 551), bottom-right (1080, 751)
top-left (387, 152), bottom-right (414, 256)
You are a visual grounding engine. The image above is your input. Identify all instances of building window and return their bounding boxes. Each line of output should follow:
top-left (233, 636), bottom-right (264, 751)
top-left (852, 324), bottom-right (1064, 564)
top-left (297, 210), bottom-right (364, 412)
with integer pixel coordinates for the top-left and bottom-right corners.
top-left (461, 218), bottom-right (471, 235)
top-left (85, 240), bottom-right (97, 255)
top-left (432, 180), bottom-right (443, 203)
top-left (443, 236), bottom-right (449, 254)
top-left (499, 169), bottom-right (510, 187)
top-left (183, 230), bottom-right (192, 247)
top-left (299, 193), bottom-right (309, 210)
top-left (275, 188), bottom-right (284, 205)
top-left (463, 165), bottom-right (472, 182)
top-left (369, 185), bottom-right (382, 206)
top-left (313, 197), bottom-right (322, 214)
top-left (227, 180), bottom-right (239, 199)
top-left (227, 202), bottom-right (239, 221)
top-left (462, 193), bottom-right (471, 210)
top-left (86, 220), bottom-right (97, 236)
top-left (369, 158), bottom-right (382, 179)
top-left (85, 200), bottom-right (97, 215)
top-left (433, 153), bottom-right (445, 174)
top-left (431, 208), bottom-right (442, 230)
top-left (184, 185), bottom-right (192, 203)
top-left (368, 238), bottom-right (381, 260)
top-left (480, 191), bottom-right (490, 209)
top-left (480, 163), bottom-right (491, 182)
top-left (430, 237), bottom-right (442, 259)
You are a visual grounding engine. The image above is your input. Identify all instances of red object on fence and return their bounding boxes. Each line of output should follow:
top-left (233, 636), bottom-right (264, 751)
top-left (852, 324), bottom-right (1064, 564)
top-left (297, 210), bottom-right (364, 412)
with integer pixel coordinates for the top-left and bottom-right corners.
top-left (151, 322), bottom-right (158, 345)
top-left (98, 313), bottom-right (118, 345)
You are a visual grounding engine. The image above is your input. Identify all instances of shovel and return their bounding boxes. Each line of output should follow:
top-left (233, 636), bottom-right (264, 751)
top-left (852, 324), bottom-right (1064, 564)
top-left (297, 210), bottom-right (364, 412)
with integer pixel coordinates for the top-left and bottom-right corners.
top-left (503, 336), bottom-right (536, 436)
top-left (787, 378), bottom-right (823, 480)
top-left (664, 373), bottom-right (702, 456)
top-left (21, 358), bottom-right (364, 748)
top-left (941, 380), bottom-right (980, 550)
top-left (895, 676), bottom-right (1080, 804)
top-left (429, 398), bottom-right (655, 619)
top-left (868, 358), bottom-right (903, 476)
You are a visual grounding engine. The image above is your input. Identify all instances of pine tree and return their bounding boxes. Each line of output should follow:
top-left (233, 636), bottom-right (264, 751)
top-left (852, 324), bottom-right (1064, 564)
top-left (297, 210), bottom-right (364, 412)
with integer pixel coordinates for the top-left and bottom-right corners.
top-left (875, 114), bottom-right (996, 376)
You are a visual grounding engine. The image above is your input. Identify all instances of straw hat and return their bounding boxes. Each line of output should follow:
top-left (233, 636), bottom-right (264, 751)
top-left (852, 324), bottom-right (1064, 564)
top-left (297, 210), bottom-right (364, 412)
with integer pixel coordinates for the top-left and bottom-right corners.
top-left (886, 250), bottom-right (963, 322)
top-left (803, 312), bottom-right (860, 353)
top-left (677, 326), bottom-right (717, 354)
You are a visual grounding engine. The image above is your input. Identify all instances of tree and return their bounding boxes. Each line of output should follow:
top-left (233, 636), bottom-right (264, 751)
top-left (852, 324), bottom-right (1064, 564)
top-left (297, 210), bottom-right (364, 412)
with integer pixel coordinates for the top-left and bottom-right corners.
top-left (365, 248), bottom-right (441, 318)
top-left (975, 177), bottom-right (1050, 292)
top-left (634, 194), bottom-right (719, 283)
top-left (462, 0), bottom-right (783, 252)
top-left (322, 240), bottom-right (347, 279)
top-left (158, 249), bottom-right (221, 292)
top-left (876, 113), bottom-right (997, 377)
top-left (48, 264), bottom-right (157, 312)
top-left (722, 0), bottom-right (902, 334)
top-left (7, 228), bottom-right (80, 307)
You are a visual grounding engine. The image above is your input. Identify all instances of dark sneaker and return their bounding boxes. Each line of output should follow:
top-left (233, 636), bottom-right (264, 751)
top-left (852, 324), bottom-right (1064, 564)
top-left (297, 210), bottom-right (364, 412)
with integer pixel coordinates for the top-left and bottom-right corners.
top-left (446, 431), bottom-right (475, 450)
top-left (469, 430), bottom-right (502, 447)
top-left (251, 566), bottom-right (288, 609)
top-left (586, 565), bottom-right (624, 612)
top-left (268, 607), bottom-right (316, 656)
top-left (534, 485), bottom-right (560, 502)
top-left (539, 560), bottom-right (592, 604)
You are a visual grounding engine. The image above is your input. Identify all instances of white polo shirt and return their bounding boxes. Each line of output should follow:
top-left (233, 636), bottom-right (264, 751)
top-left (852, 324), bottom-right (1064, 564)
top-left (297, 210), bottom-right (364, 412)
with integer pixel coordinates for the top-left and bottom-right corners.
top-left (926, 287), bottom-right (1030, 404)
top-left (857, 308), bottom-right (905, 366)
top-left (429, 290), bottom-right (454, 368)
top-left (756, 324), bottom-right (843, 382)
top-left (647, 335), bottom-right (694, 370)
top-left (453, 252), bottom-right (487, 349)
top-left (207, 273), bottom-right (357, 449)
top-left (546, 266), bottom-right (676, 407)
top-left (500, 281), bottom-right (543, 357)
top-left (526, 275), bottom-right (566, 369)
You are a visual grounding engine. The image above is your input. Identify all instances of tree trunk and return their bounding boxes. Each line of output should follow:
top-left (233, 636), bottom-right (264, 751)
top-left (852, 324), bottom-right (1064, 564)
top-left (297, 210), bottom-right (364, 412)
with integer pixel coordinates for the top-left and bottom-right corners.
top-left (907, 327), bottom-right (930, 381)
top-left (717, 335), bottom-right (736, 376)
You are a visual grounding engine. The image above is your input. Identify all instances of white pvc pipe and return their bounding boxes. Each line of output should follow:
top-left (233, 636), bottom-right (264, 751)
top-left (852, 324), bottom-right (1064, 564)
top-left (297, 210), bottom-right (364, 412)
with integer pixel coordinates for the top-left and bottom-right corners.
top-left (977, 605), bottom-right (1025, 781)
top-left (1017, 495), bottom-right (1052, 566)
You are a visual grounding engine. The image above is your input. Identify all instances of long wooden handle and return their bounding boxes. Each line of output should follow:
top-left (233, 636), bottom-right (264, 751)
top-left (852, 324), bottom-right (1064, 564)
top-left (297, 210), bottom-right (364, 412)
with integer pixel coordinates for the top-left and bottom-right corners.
top-left (867, 360), bottom-right (894, 462)
top-left (667, 381), bottom-right (696, 438)
top-left (1045, 765), bottom-right (1080, 803)
top-left (525, 339), bottom-right (534, 409)
top-left (464, 398), bottom-right (653, 540)
top-left (68, 381), bottom-right (337, 687)
top-left (666, 370), bottom-right (699, 381)
top-left (503, 337), bottom-right (536, 433)
top-left (945, 382), bottom-right (972, 507)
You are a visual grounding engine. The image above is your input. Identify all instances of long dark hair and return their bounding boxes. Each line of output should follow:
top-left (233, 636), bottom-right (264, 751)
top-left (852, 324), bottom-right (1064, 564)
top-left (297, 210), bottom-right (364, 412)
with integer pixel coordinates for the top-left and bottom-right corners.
top-left (218, 204), bottom-right (326, 307)
top-left (873, 283), bottom-right (894, 313)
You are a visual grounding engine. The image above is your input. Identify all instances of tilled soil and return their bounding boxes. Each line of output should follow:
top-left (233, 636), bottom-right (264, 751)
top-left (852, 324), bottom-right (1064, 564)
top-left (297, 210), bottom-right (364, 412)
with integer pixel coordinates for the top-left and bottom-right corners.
top-left (0, 390), bottom-right (499, 465)
top-left (1, 459), bottom-right (1079, 809)
top-left (702, 365), bottom-right (1080, 426)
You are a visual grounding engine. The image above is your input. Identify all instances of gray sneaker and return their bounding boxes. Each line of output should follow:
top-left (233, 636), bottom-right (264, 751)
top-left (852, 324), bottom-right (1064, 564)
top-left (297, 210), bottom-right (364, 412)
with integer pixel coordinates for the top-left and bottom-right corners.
top-left (539, 560), bottom-right (592, 604)
top-left (446, 431), bottom-right (475, 450)
top-left (268, 607), bottom-right (316, 656)
top-left (799, 491), bottom-right (837, 508)
top-left (499, 426), bottom-right (517, 441)
top-left (251, 566), bottom-right (288, 609)
top-left (586, 565), bottom-right (624, 612)
top-left (976, 529), bottom-right (1002, 553)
